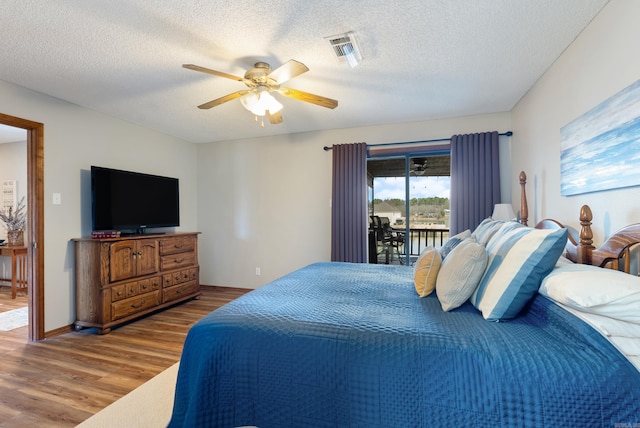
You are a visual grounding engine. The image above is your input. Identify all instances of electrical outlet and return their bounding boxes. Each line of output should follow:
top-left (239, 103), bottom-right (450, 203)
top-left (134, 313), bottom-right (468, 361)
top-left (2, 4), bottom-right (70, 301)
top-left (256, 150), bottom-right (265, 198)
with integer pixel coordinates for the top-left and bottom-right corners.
top-left (255, 267), bottom-right (261, 276)
top-left (52, 193), bottom-right (62, 205)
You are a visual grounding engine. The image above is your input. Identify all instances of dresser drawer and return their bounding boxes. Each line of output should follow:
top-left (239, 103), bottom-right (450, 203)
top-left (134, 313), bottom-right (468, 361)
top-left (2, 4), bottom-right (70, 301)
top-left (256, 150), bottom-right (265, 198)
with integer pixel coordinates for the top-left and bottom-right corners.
top-left (111, 290), bottom-right (161, 321)
top-left (138, 277), bottom-right (161, 294)
top-left (160, 252), bottom-right (196, 271)
top-left (112, 277), bottom-right (161, 302)
top-left (112, 284), bottom-right (126, 302)
top-left (160, 236), bottom-right (196, 256)
top-left (126, 281), bottom-right (139, 298)
top-left (163, 273), bottom-right (174, 288)
top-left (163, 281), bottom-right (199, 303)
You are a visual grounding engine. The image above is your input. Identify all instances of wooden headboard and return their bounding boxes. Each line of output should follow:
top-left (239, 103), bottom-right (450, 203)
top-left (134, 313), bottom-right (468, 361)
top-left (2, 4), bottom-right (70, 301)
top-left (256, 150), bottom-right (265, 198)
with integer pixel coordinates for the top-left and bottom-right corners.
top-left (519, 170), bottom-right (640, 274)
top-left (519, 171), bottom-right (529, 226)
top-left (570, 205), bottom-right (640, 273)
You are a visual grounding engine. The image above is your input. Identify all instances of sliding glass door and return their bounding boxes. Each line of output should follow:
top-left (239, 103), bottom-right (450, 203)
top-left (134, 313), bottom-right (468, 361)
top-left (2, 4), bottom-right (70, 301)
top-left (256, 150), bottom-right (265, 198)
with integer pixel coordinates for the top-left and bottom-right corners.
top-left (367, 157), bottom-right (406, 264)
top-left (406, 156), bottom-right (450, 264)
top-left (368, 153), bottom-right (450, 265)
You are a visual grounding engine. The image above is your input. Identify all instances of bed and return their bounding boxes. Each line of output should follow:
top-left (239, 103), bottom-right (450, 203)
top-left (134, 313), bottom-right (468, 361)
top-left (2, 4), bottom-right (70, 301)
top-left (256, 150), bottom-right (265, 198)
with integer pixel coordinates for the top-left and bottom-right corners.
top-left (169, 173), bottom-right (640, 427)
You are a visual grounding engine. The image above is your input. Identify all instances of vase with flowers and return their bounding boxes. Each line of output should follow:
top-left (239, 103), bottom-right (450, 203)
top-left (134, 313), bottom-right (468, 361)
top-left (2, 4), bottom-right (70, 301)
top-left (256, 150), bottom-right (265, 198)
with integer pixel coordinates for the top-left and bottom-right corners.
top-left (0, 197), bottom-right (26, 246)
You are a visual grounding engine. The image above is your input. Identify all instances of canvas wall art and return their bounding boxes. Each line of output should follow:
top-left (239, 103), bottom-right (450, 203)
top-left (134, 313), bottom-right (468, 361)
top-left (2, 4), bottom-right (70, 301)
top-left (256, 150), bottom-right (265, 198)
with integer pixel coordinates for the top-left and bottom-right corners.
top-left (560, 79), bottom-right (640, 196)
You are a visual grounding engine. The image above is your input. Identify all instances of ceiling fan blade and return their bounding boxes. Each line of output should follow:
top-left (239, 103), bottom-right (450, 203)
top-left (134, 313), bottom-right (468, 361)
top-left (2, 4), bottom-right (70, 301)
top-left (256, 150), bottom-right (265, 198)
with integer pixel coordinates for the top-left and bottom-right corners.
top-left (183, 64), bottom-right (249, 84)
top-left (267, 110), bottom-right (283, 124)
top-left (268, 60), bottom-right (309, 84)
top-left (278, 87), bottom-right (338, 109)
top-left (197, 90), bottom-right (249, 109)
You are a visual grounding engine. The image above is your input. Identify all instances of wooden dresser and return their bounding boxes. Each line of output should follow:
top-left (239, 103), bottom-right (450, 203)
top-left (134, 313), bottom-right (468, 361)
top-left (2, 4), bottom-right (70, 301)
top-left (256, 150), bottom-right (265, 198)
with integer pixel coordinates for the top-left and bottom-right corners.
top-left (73, 232), bottom-right (200, 334)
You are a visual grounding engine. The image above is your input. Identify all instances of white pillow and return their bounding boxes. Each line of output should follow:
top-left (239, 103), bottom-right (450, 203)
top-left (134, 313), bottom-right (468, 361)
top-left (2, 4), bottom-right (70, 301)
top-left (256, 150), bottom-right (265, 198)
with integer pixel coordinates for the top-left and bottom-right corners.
top-left (436, 236), bottom-right (488, 311)
top-left (555, 255), bottom-right (573, 267)
top-left (540, 263), bottom-right (640, 324)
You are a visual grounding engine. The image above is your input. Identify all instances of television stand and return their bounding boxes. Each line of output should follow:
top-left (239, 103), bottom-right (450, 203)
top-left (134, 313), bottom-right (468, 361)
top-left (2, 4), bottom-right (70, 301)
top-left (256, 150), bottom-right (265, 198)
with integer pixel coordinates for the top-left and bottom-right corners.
top-left (73, 232), bottom-right (201, 334)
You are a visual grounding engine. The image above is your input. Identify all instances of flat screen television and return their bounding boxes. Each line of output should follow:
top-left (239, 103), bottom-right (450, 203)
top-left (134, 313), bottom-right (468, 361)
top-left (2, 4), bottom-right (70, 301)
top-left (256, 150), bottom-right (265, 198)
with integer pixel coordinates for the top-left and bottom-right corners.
top-left (91, 166), bottom-right (180, 233)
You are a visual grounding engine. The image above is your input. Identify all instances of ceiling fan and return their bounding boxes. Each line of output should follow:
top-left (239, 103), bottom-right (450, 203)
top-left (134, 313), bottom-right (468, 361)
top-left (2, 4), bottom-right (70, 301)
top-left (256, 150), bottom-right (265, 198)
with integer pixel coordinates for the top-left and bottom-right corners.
top-left (183, 60), bottom-right (338, 126)
top-left (411, 158), bottom-right (429, 176)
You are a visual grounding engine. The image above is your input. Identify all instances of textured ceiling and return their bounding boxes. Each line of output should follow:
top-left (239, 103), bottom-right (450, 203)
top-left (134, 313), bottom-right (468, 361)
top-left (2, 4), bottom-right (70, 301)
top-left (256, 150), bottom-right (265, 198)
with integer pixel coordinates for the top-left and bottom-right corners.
top-left (0, 0), bottom-right (608, 144)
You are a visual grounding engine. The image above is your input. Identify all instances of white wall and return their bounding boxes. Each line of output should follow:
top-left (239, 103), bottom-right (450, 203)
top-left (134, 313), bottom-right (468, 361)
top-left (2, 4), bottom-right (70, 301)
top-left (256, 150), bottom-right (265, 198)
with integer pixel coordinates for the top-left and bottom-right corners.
top-left (511, 0), bottom-right (640, 244)
top-left (0, 80), bottom-right (198, 332)
top-left (198, 112), bottom-right (511, 288)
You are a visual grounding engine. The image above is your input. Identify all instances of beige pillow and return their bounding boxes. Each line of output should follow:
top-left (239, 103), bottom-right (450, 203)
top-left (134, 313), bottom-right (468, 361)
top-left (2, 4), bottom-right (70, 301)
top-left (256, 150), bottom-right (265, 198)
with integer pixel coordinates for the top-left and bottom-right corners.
top-left (436, 236), bottom-right (487, 311)
top-left (414, 247), bottom-right (442, 297)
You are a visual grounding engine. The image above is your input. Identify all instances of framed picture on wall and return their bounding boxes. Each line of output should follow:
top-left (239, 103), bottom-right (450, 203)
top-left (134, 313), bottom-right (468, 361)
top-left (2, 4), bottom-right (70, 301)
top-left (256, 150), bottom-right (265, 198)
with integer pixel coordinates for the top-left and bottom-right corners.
top-left (560, 79), bottom-right (640, 196)
top-left (2, 180), bottom-right (16, 212)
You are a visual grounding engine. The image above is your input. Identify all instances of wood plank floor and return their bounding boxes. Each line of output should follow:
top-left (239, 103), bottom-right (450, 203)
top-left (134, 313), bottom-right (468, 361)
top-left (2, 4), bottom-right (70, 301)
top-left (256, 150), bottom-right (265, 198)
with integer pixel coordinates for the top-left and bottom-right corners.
top-left (0, 286), bottom-right (249, 427)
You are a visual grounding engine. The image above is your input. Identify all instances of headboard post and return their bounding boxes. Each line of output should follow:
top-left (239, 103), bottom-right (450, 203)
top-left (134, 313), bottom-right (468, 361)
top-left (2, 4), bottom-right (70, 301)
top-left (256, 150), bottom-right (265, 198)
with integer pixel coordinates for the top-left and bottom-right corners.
top-left (519, 171), bottom-right (528, 226)
top-left (576, 204), bottom-right (595, 265)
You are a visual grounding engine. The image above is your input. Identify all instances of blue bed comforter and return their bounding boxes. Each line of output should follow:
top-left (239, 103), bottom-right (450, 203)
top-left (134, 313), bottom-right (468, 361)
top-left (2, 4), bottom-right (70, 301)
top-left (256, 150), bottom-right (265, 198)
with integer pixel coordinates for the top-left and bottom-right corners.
top-left (169, 262), bottom-right (640, 427)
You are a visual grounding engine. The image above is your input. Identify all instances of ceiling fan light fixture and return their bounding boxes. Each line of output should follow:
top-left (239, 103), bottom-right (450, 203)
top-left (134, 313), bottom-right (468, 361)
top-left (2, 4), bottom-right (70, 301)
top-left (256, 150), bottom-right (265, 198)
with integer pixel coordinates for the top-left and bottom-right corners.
top-left (240, 90), bottom-right (283, 116)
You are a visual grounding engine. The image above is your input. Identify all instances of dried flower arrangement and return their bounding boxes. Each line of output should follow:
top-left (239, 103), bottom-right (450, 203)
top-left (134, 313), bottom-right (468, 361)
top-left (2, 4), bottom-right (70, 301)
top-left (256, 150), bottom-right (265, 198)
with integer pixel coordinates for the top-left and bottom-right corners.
top-left (0, 197), bottom-right (27, 231)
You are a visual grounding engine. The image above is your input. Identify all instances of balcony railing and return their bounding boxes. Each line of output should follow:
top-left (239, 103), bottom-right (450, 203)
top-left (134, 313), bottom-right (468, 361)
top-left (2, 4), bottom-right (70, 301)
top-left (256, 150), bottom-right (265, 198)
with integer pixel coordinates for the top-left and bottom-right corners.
top-left (370, 227), bottom-right (450, 265)
top-left (399, 227), bottom-right (450, 256)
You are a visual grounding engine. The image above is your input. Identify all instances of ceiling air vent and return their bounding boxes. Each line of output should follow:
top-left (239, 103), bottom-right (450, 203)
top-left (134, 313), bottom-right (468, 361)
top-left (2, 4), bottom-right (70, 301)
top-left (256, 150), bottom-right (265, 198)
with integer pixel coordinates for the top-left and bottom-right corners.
top-left (325, 31), bottom-right (362, 68)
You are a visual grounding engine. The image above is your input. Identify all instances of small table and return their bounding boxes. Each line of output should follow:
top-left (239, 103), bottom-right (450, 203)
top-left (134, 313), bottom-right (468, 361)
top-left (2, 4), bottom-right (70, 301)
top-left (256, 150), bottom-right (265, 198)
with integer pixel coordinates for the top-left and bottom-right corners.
top-left (0, 245), bottom-right (28, 299)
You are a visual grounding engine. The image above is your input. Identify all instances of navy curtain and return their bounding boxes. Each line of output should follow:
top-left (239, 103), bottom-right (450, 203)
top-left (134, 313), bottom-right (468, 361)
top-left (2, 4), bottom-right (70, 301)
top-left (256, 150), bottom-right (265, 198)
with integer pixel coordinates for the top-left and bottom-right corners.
top-left (450, 131), bottom-right (501, 234)
top-left (331, 143), bottom-right (368, 263)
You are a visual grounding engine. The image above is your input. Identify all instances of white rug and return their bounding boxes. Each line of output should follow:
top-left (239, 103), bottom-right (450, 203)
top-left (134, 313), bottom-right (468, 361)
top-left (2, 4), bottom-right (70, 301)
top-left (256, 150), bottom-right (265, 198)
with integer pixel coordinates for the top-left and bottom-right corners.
top-left (0, 306), bottom-right (28, 331)
top-left (76, 363), bottom-right (179, 428)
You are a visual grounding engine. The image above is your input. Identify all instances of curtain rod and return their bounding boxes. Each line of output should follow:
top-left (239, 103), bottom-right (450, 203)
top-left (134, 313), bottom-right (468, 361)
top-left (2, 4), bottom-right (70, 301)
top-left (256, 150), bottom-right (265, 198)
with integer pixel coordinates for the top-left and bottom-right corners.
top-left (322, 131), bottom-right (513, 151)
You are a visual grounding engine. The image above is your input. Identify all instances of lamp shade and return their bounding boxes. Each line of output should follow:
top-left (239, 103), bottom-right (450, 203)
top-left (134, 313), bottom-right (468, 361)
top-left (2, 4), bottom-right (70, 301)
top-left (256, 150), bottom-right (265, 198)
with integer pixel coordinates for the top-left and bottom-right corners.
top-left (492, 203), bottom-right (516, 221)
top-left (240, 90), bottom-right (283, 116)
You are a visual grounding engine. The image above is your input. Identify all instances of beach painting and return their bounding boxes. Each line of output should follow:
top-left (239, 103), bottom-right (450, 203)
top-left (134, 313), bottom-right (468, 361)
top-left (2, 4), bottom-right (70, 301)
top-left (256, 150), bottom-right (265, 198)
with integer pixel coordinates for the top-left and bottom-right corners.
top-left (560, 79), bottom-right (640, 196)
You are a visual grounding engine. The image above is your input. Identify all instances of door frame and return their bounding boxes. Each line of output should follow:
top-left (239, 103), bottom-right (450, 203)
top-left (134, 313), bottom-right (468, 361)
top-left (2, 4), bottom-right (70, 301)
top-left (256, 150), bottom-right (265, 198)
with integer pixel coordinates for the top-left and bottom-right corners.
top-left (0, 112), bottom-right (44, 341)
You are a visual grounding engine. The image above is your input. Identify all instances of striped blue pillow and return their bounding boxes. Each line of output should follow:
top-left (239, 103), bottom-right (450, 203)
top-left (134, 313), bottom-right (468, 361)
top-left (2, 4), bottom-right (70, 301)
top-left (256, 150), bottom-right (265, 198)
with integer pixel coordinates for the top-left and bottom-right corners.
top-left (439, 229), bottom-right (471, 259)
top-left (470, 226), bottom-right (568, 321)
top-left (472, 218), bottom-right (514, 246)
